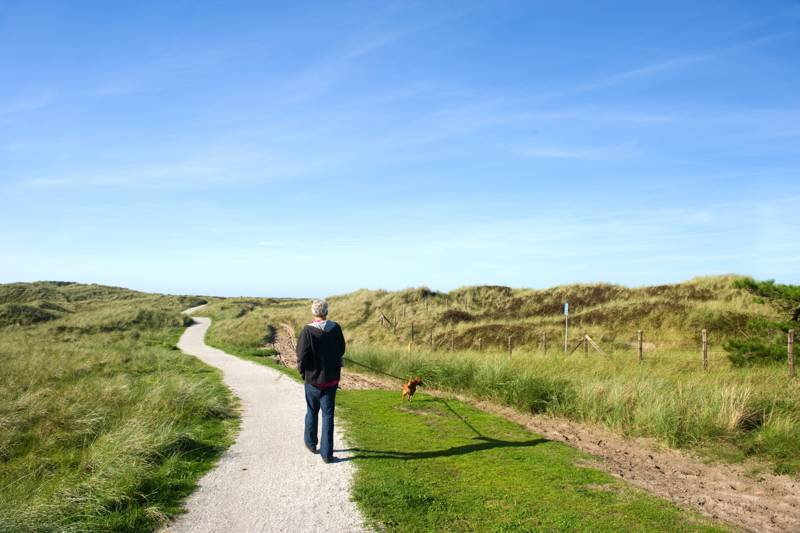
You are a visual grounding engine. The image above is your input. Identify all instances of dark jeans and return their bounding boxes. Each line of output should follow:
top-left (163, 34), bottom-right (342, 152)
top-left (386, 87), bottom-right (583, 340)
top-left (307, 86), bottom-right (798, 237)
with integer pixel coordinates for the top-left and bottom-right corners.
top-left (304, 383), bottom-right (337, 459)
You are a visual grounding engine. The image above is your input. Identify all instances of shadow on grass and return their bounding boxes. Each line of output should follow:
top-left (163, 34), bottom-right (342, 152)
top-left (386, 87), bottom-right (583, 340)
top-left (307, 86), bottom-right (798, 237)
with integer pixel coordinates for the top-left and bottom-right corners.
top-left (337, 397), bottom-right (548, 461)
top-left (337, 436), bottom-right (548, 461)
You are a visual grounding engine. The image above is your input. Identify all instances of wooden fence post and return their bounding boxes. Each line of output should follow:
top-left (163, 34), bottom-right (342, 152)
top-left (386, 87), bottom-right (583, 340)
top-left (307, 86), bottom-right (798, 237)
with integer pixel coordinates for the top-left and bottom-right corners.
top-left (789, 329), bottom-right (795, 378)
top-left (410, 322), bottom-right (415, 344)
top-left (478, 337), bottom-right (483, 352)
top-left (450, 331), bottom-right (455, 351)
top-left (508, 336), bottom-right (513, 355)
top-left (702, 329), bottom-right (708, 371)
top-left (429, 329), bottom-right (434, 349)
top-left (584, 332), bottom-right (588, 357)
top-left (542, 332), bottom-right (547, 355)
top-left (637, 330), bottom-right (643, 362)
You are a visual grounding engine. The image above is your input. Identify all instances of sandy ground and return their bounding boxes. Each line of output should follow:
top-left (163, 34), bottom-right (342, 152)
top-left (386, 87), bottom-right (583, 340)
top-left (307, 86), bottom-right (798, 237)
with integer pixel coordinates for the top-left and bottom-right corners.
top-left (164, 314), bottom-right (367, 533)
top-left (269, 324), bottom-right (800, 532)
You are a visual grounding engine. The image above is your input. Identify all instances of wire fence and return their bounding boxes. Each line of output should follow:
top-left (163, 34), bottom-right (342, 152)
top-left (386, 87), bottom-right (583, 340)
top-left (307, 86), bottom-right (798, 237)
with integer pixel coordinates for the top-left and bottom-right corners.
top-left (370, 306), bottom-right (797, 378)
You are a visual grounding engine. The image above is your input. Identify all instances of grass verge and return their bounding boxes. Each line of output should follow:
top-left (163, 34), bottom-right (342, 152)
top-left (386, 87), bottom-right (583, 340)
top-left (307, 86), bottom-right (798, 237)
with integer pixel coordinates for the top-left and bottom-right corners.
top-left (0, 284), bottom-right (238, 532)
top-left (340, 390), bottom-right (726, 532)
top-left (344, 346), bottom-right (800, 475)
top-left (201, 318), bottom-right (728, 532)
top-left (195, 276), bottom-right (800, 476)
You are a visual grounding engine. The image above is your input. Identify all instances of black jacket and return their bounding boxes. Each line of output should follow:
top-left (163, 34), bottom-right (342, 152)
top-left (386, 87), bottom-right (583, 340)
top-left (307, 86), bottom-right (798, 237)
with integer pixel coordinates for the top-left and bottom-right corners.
top-left (296, 321), bottom-right (345, 386)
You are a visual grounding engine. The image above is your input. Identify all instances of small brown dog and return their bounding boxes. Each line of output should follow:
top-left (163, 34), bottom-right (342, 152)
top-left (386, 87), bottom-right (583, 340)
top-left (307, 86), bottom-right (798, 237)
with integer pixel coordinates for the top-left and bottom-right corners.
top-left (401, 376), bottom-right (423, 402)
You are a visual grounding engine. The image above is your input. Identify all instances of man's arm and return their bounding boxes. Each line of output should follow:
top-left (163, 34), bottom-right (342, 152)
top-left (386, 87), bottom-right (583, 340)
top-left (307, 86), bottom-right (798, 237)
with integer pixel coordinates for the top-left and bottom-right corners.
top-left (296, 328), bottom-right (311, 376)
top-left (336, 325), bottom-right (346, 366)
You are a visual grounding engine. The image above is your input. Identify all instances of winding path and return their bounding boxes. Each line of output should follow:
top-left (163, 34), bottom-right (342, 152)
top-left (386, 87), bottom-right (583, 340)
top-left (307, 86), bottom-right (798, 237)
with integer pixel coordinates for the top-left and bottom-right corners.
top-left (165, 313), bottom-right (367, 533)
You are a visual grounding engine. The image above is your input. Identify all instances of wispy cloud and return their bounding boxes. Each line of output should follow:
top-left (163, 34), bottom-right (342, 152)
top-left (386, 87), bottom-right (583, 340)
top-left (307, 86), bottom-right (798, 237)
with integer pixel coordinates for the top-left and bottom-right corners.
top-left (514, 141), bottom-right (637, 160)
top-left (87, 42), bottom-right (259, 98)
top-left (13, 146), bottom-right (314, 189)
top-left (275, 4), bottom-right (482, 103)
top-left (278, 29), bottom-right (407, 101)
top-left (344, 31), bottom-right (403, 59)
top-left (0, 92), bottom-right (54, 115)
top-left (527, 29), bottom-right (796, 102)
top-left (518, 108), bottom-right (679, 124)
top-left (570, 53), bottom-right (714, 95)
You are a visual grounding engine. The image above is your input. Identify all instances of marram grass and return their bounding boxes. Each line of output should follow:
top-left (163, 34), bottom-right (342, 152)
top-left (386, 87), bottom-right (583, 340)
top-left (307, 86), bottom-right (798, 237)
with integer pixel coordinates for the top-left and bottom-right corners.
top-left (345, 344), bottom-right (800, 474)
top-left (0, 283), bottom-right (237, 532)
top-left (198, 274), bottom-right (799, 475)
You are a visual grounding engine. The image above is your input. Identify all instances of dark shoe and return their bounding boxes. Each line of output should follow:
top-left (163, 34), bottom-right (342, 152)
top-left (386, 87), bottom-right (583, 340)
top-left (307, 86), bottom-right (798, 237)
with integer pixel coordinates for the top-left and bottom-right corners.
top-left (305, 443), bottom-right (317, 454)
top-left (321, 456), bottom-right (336, 464)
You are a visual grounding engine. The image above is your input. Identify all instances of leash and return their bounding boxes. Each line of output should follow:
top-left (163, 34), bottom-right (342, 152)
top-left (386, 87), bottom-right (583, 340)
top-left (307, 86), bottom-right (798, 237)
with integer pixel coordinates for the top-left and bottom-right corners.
top-left (343, 356), bottom-right (408, 382)
top-left (279, 323), bottom-right (409, 383)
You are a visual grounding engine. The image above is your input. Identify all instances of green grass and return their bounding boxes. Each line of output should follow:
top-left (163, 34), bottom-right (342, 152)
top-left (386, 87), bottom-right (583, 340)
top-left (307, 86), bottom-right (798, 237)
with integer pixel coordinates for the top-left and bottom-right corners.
top-left (0, 282), bottom-right (238, 532)
top-left (338, 390), bottom-right (727, 532)
top-left (197, 274), bottom-right (783, 351)
top-left (344, 345), bottom-right (800, 475)
top-left (199, 316), bottom-right (729, 532)
top-left (197, 275), bottom-right (800, 476)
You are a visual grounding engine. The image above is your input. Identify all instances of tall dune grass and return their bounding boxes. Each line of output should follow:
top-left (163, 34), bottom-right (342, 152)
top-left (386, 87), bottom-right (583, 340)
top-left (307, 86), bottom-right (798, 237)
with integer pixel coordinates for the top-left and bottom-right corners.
top-left (345, 344), bottom-right (800, 474)
top-left (0, 283), bottom-right (237, 532)
top-left (200, 275), bottom-right (781, 353)
top-left (198, 275), bottom-right (798, 474)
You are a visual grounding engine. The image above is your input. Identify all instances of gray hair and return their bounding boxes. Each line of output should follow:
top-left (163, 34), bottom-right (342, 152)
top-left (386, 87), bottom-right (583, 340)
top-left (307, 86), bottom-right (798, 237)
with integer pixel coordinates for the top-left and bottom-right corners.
top-left (311, 299), bottom-right (329, 317)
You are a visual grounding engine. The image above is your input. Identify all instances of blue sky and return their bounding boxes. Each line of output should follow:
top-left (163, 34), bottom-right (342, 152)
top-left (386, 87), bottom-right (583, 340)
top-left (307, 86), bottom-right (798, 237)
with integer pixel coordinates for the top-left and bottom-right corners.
top-left (1, 1), bottom-right (799, 297)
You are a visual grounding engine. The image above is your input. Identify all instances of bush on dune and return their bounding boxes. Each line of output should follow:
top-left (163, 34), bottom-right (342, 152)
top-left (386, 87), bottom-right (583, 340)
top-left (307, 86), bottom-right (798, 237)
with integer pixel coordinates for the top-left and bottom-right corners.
top-left (725, 337), bottom-right (788, 367)
top-left (0, 303), bottom-right (58, 326)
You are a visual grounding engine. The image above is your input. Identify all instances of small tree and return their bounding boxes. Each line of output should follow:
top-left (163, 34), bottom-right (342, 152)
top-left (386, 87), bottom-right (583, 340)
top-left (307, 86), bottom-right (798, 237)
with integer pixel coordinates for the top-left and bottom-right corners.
top-left (727, 278), bottom-right (800, 366)
top-left (734, 278), bottom-right (800, 323)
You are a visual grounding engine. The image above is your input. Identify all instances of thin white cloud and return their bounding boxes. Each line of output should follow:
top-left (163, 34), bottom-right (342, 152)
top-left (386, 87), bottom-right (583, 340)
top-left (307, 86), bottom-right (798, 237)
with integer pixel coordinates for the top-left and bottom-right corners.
top-left (344, 31), bottom-right (403, 59)
top-left (278, 29), bottom-right (406, 102)
top-left (514, 141), bottom-right (637, 160)
top-left (257, 240), bottom-right (292, 248)
top-left (518, 108), bottom-right (679, 124)
top-left (526, 29), bottom-right (796, 103)
top-left (13, 147), bottom-right (315, 189)
top-left (570, 53), bottom-right (714, 95)
top-left (87, 42), bottom-right (259, 98)
top-left (0, 92), bottom-right (54, 115)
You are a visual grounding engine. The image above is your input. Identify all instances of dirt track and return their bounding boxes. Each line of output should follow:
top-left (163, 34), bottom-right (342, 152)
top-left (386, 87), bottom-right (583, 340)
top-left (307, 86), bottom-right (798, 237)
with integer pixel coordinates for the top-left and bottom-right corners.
top-left (272, 326), bottom-right (800, 532)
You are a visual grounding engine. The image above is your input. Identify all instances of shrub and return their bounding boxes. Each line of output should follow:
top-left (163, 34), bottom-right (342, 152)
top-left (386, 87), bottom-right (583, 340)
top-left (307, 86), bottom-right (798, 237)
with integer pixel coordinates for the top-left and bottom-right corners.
top-left (725, 338), bottom-right (786, 367)
top-left (130, 309), bottom-right (182, 330)
top-left (263, 324), bottom-right (276, 344)
top-left (497, 375), bottom-right (575, 414)
top-left (0, 304), bottom-right (57, 327)
top-left (181, 297), bottom-right (208, 308)
top-left (734, 277), bottom-right (800, 322)
top-left (438, 309), bottom-right (474, 324)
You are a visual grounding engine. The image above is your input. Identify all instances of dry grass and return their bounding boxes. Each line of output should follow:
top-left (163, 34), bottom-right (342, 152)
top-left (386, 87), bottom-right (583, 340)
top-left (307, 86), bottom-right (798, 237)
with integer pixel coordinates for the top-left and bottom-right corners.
top-left (201, 275), bottom-right (778, 352)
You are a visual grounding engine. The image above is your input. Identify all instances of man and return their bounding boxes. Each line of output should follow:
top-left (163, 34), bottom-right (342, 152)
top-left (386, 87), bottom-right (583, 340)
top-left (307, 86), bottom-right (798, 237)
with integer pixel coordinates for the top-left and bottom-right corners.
top-left (296, 299), bottom-right (345, 464)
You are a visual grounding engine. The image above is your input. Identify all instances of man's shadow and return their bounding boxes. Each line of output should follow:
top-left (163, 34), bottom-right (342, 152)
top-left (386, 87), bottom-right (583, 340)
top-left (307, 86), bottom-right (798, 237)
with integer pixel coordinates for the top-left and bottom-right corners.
top-left (335, 397), bottom-right (547, 461)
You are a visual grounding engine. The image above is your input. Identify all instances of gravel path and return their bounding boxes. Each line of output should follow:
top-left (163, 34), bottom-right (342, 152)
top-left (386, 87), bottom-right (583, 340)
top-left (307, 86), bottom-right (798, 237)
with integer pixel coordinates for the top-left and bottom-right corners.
top-left (165, 315), bottom-right (367, 533)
